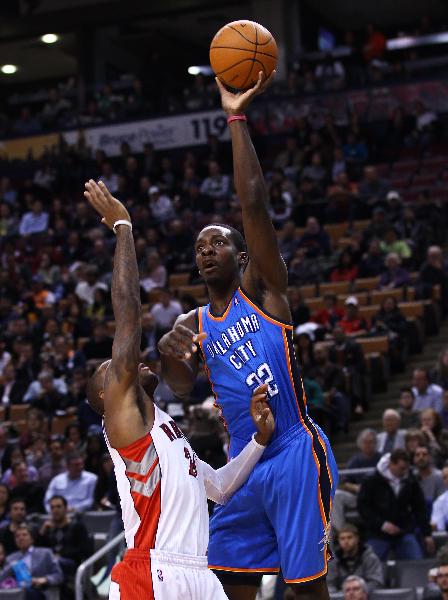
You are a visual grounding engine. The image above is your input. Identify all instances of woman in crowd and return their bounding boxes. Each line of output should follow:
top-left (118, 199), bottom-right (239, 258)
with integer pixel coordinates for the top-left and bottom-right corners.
top-left (419, 408), bottom-right (448, 467)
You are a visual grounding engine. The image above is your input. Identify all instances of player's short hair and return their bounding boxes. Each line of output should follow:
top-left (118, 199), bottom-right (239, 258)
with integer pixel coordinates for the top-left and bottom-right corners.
top-left (201, 223), bottom-right (246, 253)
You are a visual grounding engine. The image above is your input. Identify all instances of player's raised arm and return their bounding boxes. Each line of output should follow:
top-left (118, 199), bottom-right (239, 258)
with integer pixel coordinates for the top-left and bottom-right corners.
top-left (215, 72), bottom-right (288, 298)
top-left (200, 384), bottom-right (274, 504)
top-left (84, 181), bottom-right (145, 441)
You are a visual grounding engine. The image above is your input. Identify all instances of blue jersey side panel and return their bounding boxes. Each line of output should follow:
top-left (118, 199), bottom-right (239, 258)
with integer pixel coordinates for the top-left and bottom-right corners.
top-left (199, 288), bottom-right (307, 455)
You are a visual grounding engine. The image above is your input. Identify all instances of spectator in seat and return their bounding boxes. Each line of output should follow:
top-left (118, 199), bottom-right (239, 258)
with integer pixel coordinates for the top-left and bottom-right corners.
top-left (148, 186), bottom-right (175, 223)
top-left (98, 162), bottom-right (119, 194)
top-left (397, 388), bottom-right (420, 429)
top-left (413, 445), bottom-right (445, 510)
top-left (380, 227), bottom-right (412, 264)
top-left (18, 200), bottom-right (49, 237)
top-left (312, 293), bottom-right (344, 333)
top-left (81, 322), bottom-right (113, 364)
top-left (44, 452), bottom-right (97, 513)
top-left (378, 252), bottom-right (410, 289)
top-left (358, 165), bottom-right (389, 215)
top-left (330, 250), bottom-right (359, 283)
top-left (199, 161), bottom-right (230, 208)
top-left (0, 498), bottom-right (27, 554)
top-left (150, 288), bottom-right (183, 340)
top-left (38, 495), bottom-right (93, 576)
top-left (432, 349), bottom-right (448, 390)
top-left (0, 426), bottom-right (14, 474)
top-left (0, 485), bottom-right (9, 524)
top-left (332, 428), bottom-right (381, 532)
top-left (413, 368), bottom-right (444, 413)
top-left (288, 288), bottom-right (310, 327)
top-left (376, 409), bottom-right (406, 454)
top-left (359, 238), bottom-right (385, 279)
top-left (8, 461), bottom-right (45, 514)
top-left (297, 217), bottom-right (331, 258)
top-left (0, 524), bottom-right (63, 596)
top-left (329, 326), bottom-right (366, 413)
top-left (363, 24), bottom-right (386, 63)
top-left (75, 266), bottom-right (108, 307)
top-left (315, 54), bottom-right (346, 91)
top-left (18, 409), bottom-right (48, 452)
top-left (309, 342), bottom-right (350, 433)
top-left (418, 246), bottom-right (448, 314)
top-left (431, 466), bottom-right (448, 531)
top-left (274, 137), bottom-right (302, 177)
top-left (25, 371), bottom-right (70, 415)
top-left (140, 251), bottom-right (167, 293)
top-left (327, 523), bottom-right (384, 594)
top-left (371, 296), bottom-right (407, 370)
top-left (358, 448), bottom-right (434, 560)
top-left (419, 409), bottom-right (448, 467)
top-left (339, 296), bottom-right (368, 337)
top-left (38, 437), bottom-right (66, 488)
top-left (424, 563), bottom-right (448, 600)
top-left (342, 575), bottom-right (368, 600)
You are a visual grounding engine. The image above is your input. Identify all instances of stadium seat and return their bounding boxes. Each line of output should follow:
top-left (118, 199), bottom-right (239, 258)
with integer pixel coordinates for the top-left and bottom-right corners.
top-left (320, 281), bottom-right (351, 296)
top-left (359, 305), bottom-right (379, 320)
top-left (287, 285), bottom-right (316, 299)
top-left (305, 297), bottom-right (326, 312)
top-left (176, 284), bottom-right (207, 299)
top-left (398, 302), bottom-right (424, 318)
top-left (82, 510), bottom-right (116, 534)
top-left (0, 591), bottom-right (26, 600)
top-left (9, 405), bottom-right (30, 421)
top-left (355, 277), bottom-right (380, 291)
top-left (51, 414), bottom-right (77, 435)
top-left (370, 289), bottom-right (404, 305)
top-left (169, 273), bottom-right (190, 288)
top-left (394, 559), bottom-right (436, 589)
top-left (357, 337), bottom-right (389, 356)
top-left (372, 590), bottom-right (415, 600)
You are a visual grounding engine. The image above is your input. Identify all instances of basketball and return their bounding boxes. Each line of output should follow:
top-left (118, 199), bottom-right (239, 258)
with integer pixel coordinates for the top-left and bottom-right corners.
top-left (210, 20), bottom-right (278, 90)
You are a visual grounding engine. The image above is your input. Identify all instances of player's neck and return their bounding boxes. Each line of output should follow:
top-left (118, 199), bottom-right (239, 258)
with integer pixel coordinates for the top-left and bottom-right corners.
top-left (207, 278), bottom-right (240, 314)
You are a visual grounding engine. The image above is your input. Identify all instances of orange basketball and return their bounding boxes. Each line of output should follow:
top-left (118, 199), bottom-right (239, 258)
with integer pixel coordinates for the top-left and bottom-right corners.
top-left (210, 20), bottom-right (278, 90)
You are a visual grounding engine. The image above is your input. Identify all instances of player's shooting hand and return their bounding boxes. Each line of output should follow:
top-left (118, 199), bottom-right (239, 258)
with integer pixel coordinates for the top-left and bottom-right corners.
top-left (84, 179), bottom-right (131, 230)
top-left (251, 383), bottom-right (275, 446)
top-left (158, 324), bottom-right (207, 360)
top-left (215, 70), bottom-right (276, 115)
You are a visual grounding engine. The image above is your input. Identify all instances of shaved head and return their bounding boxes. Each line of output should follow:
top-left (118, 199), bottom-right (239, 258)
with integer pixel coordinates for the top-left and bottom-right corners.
top-left (86, 360), bottom-right (110, 415)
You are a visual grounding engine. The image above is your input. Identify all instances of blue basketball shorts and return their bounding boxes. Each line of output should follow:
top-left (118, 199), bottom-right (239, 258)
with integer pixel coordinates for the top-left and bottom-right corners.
top-left (208, 420), bottom-right (338, 584)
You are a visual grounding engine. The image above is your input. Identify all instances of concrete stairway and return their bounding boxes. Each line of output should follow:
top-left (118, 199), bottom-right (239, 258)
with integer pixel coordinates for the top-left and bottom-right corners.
top-left (332, 320), bottom-right (448, 466)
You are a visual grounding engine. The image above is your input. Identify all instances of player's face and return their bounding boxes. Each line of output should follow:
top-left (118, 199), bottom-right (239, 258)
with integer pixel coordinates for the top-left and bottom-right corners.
top-left (195, 226), bottom-right (241, 285)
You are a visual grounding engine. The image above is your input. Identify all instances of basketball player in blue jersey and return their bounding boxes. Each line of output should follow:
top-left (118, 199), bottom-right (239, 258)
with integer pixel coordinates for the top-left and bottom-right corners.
top-left (158, 71), bottom-right (338, 600)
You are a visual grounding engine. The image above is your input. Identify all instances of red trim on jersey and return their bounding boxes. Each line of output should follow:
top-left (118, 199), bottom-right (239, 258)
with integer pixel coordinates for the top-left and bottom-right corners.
top-left (133, 480), bottom-right (162, 549)
top-left (117, 432), bottom-right (153, 461)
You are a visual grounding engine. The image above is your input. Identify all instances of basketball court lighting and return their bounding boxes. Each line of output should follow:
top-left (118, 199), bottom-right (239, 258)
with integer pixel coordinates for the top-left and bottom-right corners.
top-left (1, 65), bottom-right (17, 74)
top-left (188, 65), bottom-right (213, 75)
top-left (41, 33), bottom-right (59, 44)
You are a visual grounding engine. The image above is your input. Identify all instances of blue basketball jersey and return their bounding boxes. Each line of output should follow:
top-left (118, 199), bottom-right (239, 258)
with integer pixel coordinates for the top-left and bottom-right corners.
top-left (198, 287), bottom-right (307, 457)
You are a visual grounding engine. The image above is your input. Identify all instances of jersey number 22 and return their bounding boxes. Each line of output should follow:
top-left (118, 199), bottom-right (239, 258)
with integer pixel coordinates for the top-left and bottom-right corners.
top-left (246, 362), bottom-right (279, 397)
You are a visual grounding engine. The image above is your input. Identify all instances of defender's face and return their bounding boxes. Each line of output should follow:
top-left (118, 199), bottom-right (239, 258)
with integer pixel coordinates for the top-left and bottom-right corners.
top-left (195, 226), bottom-right (242, 284)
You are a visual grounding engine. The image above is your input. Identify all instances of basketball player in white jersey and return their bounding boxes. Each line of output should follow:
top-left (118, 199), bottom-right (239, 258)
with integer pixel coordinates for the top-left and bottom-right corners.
top-left (83, 180), bottom-right (275, 600)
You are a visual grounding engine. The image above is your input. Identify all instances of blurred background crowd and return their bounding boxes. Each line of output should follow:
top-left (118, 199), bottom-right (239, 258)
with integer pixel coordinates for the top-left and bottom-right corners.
top-left (1, 1), bottom-right (448, 599)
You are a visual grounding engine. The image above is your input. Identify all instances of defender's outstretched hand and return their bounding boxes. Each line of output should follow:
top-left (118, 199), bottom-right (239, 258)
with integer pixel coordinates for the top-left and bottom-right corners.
top-left (84, 179), bottom-right (130, 230)
top-left (250, 384), bottom-right (275, 446)
top-left (215, 70), bottom-right (276, 116)
top-left (158, 324), bottom-right (207, 360)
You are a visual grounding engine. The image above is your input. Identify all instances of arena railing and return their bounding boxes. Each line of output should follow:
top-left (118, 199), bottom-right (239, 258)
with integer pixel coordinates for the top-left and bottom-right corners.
top-left (75, 530), bottom-right (125, 600)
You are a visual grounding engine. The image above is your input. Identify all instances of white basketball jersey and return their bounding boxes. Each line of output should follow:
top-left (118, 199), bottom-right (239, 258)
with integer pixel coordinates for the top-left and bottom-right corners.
top-left (105, 405), bottom-right (210, 556)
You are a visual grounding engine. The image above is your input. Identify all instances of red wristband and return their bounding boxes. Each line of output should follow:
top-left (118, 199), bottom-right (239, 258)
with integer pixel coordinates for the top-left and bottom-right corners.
top-left (227, 114), bottom-right (247, 125)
